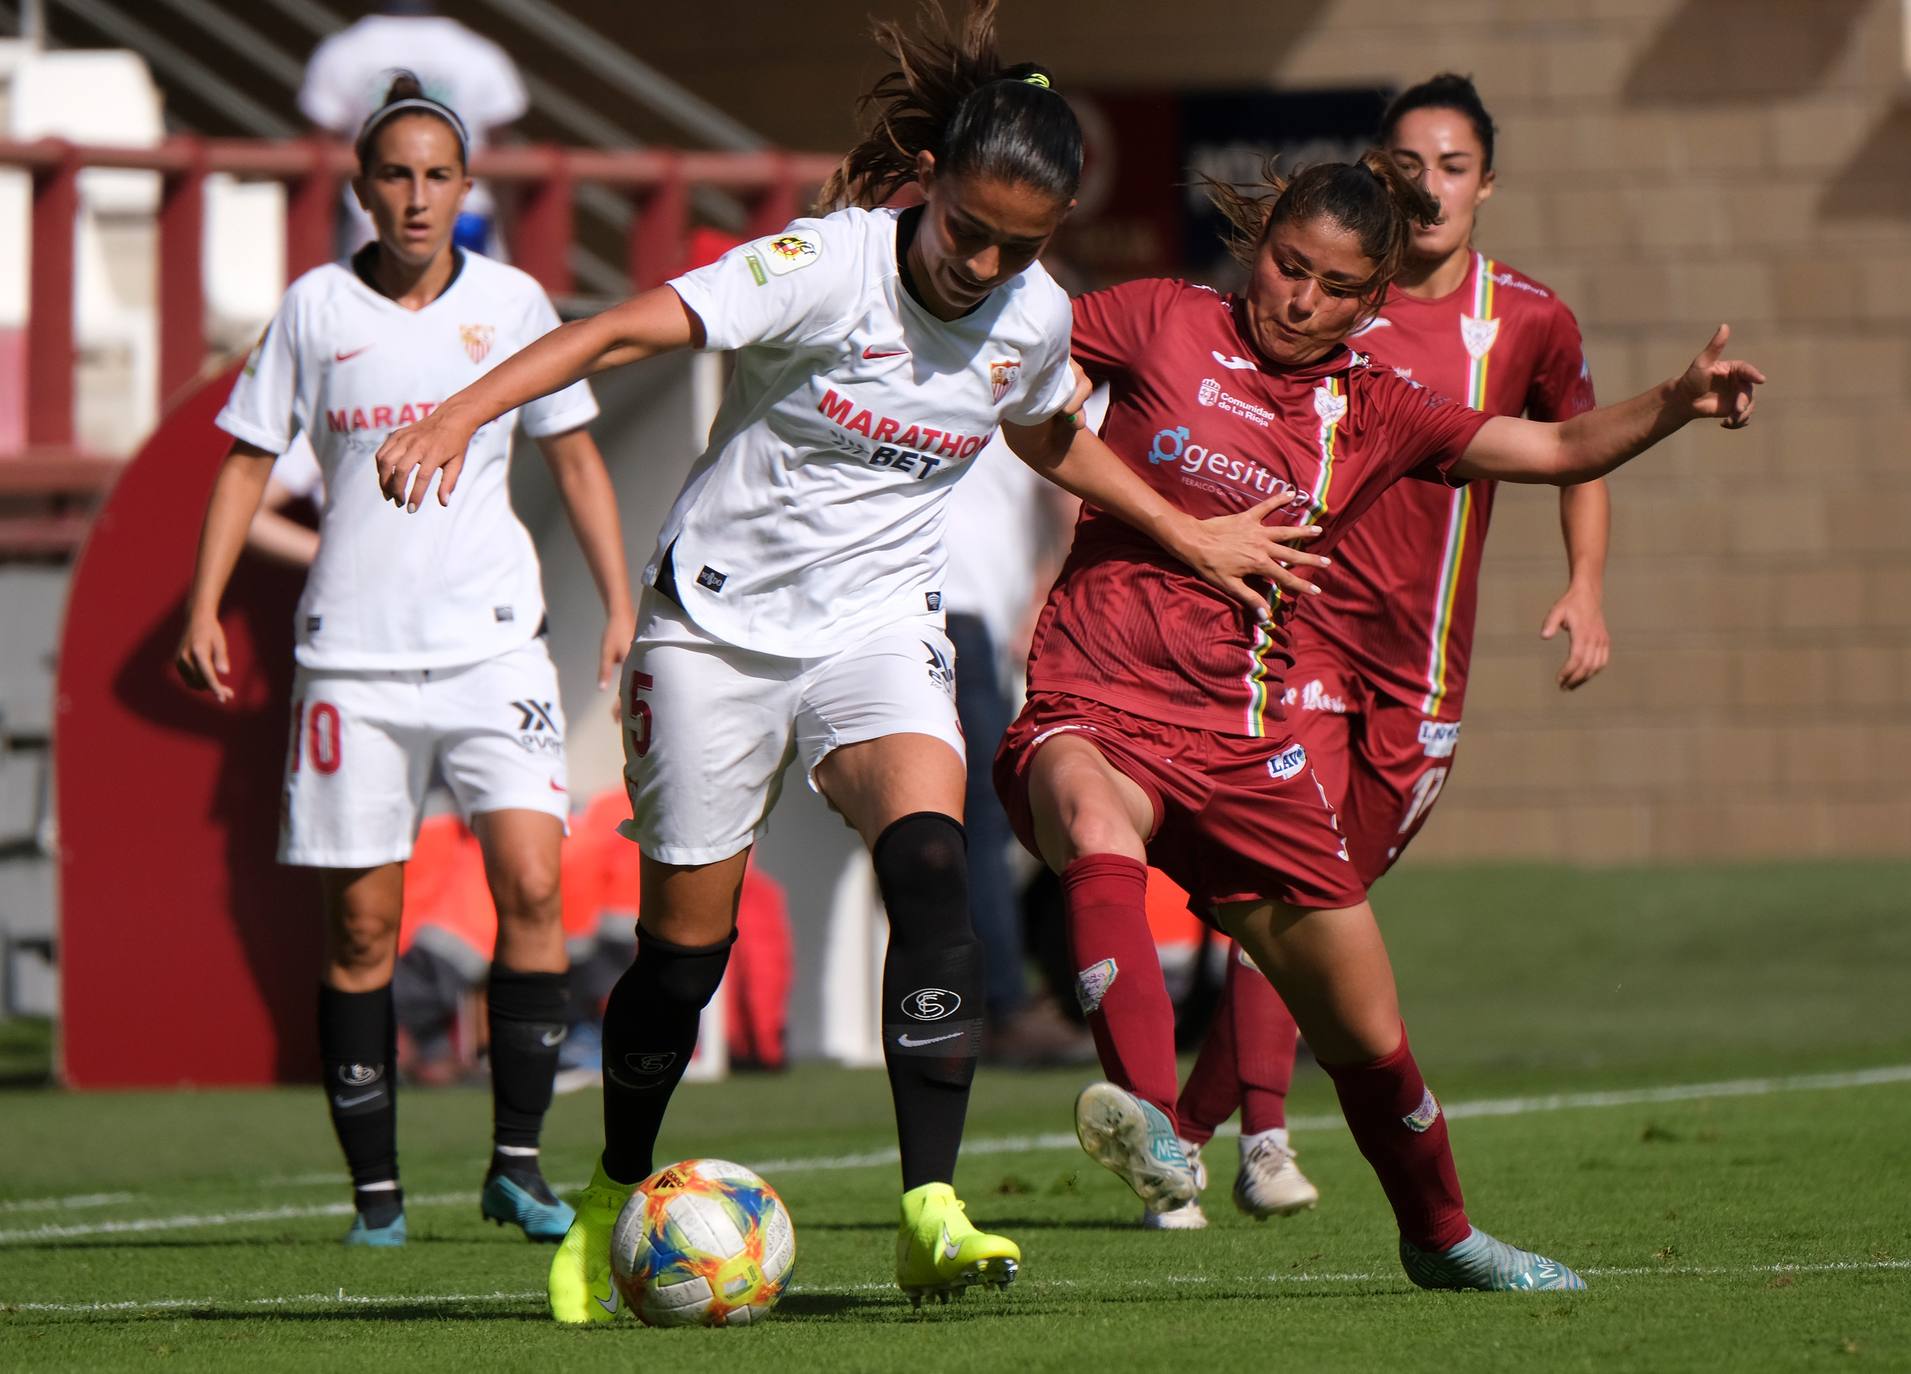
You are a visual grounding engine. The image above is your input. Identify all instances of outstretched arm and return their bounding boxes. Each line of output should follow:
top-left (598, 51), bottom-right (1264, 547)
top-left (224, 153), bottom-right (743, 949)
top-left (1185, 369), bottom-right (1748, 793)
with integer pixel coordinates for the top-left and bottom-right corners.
top-left (375, 286), bottom-right (704, 511)
top-left (1452, 325), bottom-right (1765, 486)
top-left (1001, 410), bottom-right (1328, 621)
top-left (535, 426), bottom-right (636, 691)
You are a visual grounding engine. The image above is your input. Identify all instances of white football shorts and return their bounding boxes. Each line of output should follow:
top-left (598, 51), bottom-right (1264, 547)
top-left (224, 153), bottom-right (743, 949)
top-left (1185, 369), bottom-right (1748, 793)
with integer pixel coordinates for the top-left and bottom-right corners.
top-left (620, 588), bottom-right (965, 865)
top-left (279, 636), bottom-right (570, 868)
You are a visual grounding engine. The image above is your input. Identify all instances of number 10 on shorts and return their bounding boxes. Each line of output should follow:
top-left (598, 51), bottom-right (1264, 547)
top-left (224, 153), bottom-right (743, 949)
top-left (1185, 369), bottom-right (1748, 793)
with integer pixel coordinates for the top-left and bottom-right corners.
top-left (288, 698), bottom-right (342, 775)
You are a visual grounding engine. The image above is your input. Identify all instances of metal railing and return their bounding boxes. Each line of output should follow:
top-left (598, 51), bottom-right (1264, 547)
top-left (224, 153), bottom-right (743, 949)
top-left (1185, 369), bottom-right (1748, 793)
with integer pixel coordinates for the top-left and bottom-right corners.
top-left (0, 136), bottom-right (840, 455)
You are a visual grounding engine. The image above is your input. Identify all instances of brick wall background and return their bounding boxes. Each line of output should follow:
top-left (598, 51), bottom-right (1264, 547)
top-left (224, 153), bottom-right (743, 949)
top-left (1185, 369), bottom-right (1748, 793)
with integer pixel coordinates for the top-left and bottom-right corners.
top-left (600, 0), bottom-right (1911, 864)
top-left (32, 0), bottom-right (1908, 866)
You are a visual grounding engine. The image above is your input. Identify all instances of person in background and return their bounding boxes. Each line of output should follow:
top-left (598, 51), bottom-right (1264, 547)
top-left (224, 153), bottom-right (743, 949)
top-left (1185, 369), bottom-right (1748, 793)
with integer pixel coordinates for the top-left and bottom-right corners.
top-left (176, 75), bottom-right (633, 1249)
top-left (1169, 73), bottom-right (1612, 1230)
top-left (943, 435), bottom-right (1095, 1066)
top-left (298, 0), bottom-right (528, 256)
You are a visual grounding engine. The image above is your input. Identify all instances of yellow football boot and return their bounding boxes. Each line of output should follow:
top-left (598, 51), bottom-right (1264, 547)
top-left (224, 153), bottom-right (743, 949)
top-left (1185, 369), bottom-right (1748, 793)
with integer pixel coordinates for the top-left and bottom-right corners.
top-left (894, 1181), bottom-right (1020, 1308)
top-left (547, 1158), bottom-right (636, 1324)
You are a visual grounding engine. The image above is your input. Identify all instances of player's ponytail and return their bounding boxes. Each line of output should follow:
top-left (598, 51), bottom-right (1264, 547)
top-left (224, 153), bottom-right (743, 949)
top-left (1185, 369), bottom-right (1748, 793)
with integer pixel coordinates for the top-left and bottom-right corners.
top-left (354, 69), bottom-right (471, 174)
top-left (1204, 150), bottom-right (1441, 311)
top-left (818, 0), bottom-right (1082, 211)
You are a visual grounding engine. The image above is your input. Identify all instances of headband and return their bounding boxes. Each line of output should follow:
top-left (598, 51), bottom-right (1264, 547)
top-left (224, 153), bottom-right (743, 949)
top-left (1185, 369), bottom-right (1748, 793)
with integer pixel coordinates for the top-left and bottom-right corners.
top-left (355, 96), bottom-right (471, 164)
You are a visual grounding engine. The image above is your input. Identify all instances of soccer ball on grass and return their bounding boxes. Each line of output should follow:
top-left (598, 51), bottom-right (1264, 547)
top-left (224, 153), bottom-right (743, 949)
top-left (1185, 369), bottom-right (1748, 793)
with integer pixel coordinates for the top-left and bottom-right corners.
top-left (609, 1158), bottom-right (795, 1327)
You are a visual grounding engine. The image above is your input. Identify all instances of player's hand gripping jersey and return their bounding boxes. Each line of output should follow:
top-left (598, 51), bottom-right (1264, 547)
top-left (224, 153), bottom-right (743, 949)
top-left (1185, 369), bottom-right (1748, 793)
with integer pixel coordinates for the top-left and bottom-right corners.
top-left (1294, 254), bottom-right (1595, 717)
top-left (1027, 279), bottom-right (1491, 738)
top-left (655, 206), bottom-right (1077, 656)
top-left (219, 252), bottom-right (598, 670)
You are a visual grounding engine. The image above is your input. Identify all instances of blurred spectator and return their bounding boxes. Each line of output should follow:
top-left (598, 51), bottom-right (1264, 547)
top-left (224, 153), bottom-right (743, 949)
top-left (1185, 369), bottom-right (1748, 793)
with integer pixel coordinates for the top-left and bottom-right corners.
top-left (943, 433), bottom-right (1092, 1067)
top-left (297, 1), bottom-right (528, 256)
top-left (392, 791), bottom-right (795, 1089)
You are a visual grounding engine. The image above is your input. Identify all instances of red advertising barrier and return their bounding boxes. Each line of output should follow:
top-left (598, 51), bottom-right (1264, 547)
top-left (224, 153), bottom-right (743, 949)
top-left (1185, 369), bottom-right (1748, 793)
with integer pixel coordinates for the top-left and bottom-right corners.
top-left (55, 362), bottom-right (322, 1087)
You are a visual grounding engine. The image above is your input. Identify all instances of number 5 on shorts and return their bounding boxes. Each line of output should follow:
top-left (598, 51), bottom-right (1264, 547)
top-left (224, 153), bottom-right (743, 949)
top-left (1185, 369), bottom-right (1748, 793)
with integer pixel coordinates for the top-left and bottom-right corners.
top-left (627, 670), bottom-right (654, 759)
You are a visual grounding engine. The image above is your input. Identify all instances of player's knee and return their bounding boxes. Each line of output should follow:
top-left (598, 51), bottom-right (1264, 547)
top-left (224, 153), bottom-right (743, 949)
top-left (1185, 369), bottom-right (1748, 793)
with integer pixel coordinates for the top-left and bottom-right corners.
top-left (627, 925), bottom-right (735, 1011)
top-left (872, 812), bottom-right (969, 932)
top-left (328, 905), bottom-right (399, 973)
top-left (489, 852), bottom-right (562, 924)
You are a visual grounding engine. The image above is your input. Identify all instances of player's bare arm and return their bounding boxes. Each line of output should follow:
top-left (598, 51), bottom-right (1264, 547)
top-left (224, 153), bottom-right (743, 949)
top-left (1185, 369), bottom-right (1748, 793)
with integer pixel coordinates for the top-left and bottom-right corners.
top-left (1001, 411), bottom-right (1329, 622)
top-left (376, 286), bottom-right (703, 511)
top-left (246, 478), bottom-right (321, 570)
top-left (534, 426), bottom-right (636, 691)
top-left (1543, 479), bottom-right (1611, 689)
top-left (175, 440), bottom-right (279, 703)
top-left (1452, 324), bottom-right (1765, 485)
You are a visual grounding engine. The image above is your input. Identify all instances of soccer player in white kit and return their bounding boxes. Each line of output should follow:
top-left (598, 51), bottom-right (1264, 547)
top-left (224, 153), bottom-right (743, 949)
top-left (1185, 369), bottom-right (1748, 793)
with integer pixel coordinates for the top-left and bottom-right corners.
top-left (176, 75), bottom-right (636, 1248)
top-left (374, 0), bottom-right (1328, 1317)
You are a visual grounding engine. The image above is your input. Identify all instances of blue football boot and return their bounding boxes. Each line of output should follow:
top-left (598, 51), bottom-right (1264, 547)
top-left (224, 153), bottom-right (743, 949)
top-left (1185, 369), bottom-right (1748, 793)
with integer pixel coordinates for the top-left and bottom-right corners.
top-left (342, 1209), bottom-right (407, 1247)
top-left (482, 1165), bottom-right (577, 1242)
top-left (1400, 1226), bottom-right (1588, 1291)
top-left (1074, 1082), bottom-right (1200, 1212)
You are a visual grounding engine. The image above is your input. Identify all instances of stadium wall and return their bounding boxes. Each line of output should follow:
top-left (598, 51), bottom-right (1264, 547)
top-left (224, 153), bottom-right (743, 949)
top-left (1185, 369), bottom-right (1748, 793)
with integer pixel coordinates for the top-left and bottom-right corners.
top-left (566, 0), bottom-right (1910, 865)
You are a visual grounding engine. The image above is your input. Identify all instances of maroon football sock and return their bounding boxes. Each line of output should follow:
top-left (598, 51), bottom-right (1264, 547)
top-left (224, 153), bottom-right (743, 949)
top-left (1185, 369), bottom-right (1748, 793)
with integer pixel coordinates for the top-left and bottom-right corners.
top-left (1061, 854), bottom-right (1180, 1122)
top-left (1174, 952), bottom-right (1242, 1147)
top-left (1229, 949), bottom-right (1298, 1136)
top-left (1319, 1024), bottom-right (1470, 1251)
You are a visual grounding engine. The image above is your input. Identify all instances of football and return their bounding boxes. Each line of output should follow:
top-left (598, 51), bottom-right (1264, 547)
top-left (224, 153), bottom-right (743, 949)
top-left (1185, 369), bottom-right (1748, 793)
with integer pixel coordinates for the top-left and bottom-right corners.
top-left (608, 1158), bottom-right (796, 1327)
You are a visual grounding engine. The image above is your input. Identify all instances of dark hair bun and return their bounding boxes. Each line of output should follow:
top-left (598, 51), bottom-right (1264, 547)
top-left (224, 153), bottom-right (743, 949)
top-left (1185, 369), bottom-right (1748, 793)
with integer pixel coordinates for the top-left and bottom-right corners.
top-left (381, 70), bottom-right (427, 104)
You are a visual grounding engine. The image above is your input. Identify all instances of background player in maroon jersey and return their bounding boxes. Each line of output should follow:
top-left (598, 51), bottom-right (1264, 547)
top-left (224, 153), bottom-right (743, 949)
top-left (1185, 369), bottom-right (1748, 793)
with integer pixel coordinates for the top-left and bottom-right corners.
top-left (994, 151), bottom-right (1762, 1291)
top-left (1171, 74), bottom-right (1613, 1229)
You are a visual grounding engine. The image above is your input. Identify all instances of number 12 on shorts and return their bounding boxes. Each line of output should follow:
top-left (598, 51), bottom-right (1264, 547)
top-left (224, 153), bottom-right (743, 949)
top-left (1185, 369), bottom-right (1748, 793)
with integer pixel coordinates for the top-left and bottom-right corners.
top-left (1399, 766), bottom-right (1448, 835)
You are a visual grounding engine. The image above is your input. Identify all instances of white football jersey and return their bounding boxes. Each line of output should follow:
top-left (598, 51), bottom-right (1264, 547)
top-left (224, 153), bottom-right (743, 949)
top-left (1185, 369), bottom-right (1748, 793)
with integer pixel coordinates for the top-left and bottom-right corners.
top-left (218, 251), bottom-right (598, 671)
top-left (656, 205), bottom-right (1077, 657)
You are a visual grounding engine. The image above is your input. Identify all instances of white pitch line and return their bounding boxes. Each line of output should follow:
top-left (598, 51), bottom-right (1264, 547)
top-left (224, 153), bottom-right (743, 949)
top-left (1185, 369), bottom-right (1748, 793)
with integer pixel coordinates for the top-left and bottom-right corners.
top-left (7, 1258), bottom-right (1908, 1315)
top-left (0, 1193), bottom-right (135, 1215)
top-left (5, 1063), bottom-right (1907, 1244)
top-left (750, 1063), bottom-right (1911, 1175)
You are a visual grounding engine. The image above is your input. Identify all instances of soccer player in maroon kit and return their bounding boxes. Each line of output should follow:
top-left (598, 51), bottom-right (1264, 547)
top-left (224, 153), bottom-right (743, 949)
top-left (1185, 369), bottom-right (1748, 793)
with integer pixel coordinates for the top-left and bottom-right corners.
top-left (994, 150), bottom-right (1762, 1291)
top-left (1171, 75), bottom-right (1613, 1228)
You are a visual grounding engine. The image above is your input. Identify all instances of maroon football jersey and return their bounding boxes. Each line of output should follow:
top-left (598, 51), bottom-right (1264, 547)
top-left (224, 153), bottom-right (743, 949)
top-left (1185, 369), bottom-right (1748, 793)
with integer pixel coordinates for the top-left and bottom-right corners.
top-left (1027, 278), bottom-right (1491, 738)
top-left (1290, 253), bottom-right (1595, 717)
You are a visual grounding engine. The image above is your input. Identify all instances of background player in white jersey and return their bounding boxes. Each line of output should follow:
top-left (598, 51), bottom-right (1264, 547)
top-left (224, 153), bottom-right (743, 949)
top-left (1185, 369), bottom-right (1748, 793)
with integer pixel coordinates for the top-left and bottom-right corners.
top-left (375, 0), bottom-right (1328, 1319)
top-left (175, 75), bottom-right (635, 1248)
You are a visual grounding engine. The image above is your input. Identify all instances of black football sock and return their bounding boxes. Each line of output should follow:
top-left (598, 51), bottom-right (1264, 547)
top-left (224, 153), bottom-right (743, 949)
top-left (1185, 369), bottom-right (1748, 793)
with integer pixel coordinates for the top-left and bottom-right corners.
top-left (874, 812), bottom-right (984, 1192)
top-left (599, 927), bottom-right (734, 1185)
top-left (318, 981), bottom-right (403, 1224)
top-left (487, 965), bottom-right (570, 1155)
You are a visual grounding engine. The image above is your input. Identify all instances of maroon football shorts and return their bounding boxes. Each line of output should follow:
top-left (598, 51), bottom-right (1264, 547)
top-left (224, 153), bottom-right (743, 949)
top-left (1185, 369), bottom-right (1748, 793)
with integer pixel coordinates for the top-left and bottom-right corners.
top-left (994, 691), bottom-right (1368, 915)
top-left (1282, 652), bottom-right (1462, 888)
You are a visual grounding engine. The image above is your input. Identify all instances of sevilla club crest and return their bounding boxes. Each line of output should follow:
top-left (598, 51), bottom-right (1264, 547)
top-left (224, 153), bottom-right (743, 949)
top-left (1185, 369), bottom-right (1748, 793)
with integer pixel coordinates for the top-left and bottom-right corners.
top-left (1460, 314), bottom-right (1499, 360)
top-left (460, 324), bottom-right (495, 365)
top-left (988, 358), bottom-right (1020, 403)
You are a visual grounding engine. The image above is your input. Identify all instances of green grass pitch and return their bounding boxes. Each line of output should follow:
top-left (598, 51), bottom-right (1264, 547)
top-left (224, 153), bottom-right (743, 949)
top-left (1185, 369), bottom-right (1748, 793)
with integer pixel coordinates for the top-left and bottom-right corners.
top-left (3, 861), bottom-right (1909, 1371)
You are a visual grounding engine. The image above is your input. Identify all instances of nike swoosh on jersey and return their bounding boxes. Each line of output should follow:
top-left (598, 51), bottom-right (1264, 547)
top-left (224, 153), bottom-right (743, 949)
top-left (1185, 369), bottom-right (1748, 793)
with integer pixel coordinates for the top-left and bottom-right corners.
top-left (896, 1030), bottom-right (963, 1048)
top-left (862, 345), bottom-right (908, 359)
top-left (333, 345), bottom-right (374, 362)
